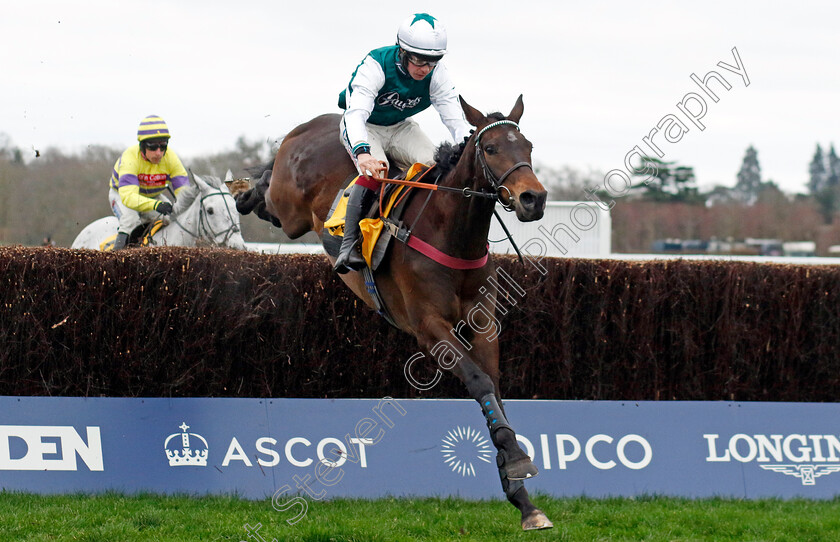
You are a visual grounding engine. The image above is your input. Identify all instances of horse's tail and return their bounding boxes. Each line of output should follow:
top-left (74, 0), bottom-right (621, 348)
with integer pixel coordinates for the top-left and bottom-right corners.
top-left (235, 159), bottom-right (282, 228)
top-left (245, 158), bottom-right (275, 184)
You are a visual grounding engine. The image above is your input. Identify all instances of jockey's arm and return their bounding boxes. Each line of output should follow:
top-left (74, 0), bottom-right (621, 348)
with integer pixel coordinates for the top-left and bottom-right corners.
top-left (343, 56), bottom-right (385, 174)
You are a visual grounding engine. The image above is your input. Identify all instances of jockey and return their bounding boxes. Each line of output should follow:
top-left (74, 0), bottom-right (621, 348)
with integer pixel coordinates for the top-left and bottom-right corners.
top-left (334, 12), bottom-right (472, 274)
top-left (108, 115), bottom-right (190, 250)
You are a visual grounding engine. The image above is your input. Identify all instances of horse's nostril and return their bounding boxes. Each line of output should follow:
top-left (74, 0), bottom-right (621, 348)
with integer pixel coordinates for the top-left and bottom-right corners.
top-left (519, 190), bottom-right (546, 210)
top-left (519, 192), bottom-right (535, 207)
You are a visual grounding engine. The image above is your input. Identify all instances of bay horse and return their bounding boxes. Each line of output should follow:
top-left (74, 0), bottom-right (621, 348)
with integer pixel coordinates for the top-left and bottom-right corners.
top-left (237, 96), bottom-right (552, 530)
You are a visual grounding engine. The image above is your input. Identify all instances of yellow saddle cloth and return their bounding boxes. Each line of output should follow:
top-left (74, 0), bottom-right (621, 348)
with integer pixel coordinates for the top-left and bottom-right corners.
top-left (99, 220), bottom-right (165, 251)
top-left (324, 163), bottom-right (425, 267)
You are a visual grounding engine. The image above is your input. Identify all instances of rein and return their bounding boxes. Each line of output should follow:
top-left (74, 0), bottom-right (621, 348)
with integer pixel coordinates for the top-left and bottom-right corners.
top-left (370, 172), bottom-right (496, 201)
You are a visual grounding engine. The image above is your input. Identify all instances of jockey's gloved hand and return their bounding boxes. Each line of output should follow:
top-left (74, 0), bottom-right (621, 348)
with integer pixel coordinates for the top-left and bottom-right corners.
top-left (155, 201), bottom-right (173, 215)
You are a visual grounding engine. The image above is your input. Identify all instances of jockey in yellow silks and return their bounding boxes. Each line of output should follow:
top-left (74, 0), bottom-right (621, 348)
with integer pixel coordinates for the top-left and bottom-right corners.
top-left (107, 115), bottom-right (189, 250)
top-left (334, 13), bottom-right (472, 274)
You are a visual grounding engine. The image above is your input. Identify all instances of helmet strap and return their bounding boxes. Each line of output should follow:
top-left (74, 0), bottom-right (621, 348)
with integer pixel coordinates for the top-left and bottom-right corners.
top-left (397, 48), bottom-right (409, 72)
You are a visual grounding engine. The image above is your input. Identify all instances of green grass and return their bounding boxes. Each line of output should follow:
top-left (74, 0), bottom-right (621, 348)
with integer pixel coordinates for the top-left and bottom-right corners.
top-left (1, 493), bottom-right (840, 541)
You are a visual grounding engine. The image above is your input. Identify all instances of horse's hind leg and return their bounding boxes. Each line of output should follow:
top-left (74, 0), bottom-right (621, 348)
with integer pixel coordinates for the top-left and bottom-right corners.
top-left (235, 169), bottom-right (282, 228)
top-left (234, 168), bottom-right (266, 215)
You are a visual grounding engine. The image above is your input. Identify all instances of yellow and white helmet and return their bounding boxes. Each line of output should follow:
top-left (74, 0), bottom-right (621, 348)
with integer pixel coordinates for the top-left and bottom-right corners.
top-left (137, 115), bottom-right (171, 142)
top-left (396, 13), bottom-right (447, 58)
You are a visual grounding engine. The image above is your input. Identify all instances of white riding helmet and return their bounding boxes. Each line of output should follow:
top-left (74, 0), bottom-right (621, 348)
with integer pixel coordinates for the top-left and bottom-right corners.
top-left (396, 13), bottom-right (447, 57)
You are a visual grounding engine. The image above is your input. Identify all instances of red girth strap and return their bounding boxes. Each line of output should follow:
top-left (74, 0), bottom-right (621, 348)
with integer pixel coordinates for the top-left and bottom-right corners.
top-left (406, 235), bottom-right (489, 270)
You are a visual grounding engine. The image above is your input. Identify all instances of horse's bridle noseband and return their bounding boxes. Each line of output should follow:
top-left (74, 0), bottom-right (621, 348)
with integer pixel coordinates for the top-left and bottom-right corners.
top-left (474, 120), bottom-right (533, 211)
top-left (170, 189), bottom-right (241, 246)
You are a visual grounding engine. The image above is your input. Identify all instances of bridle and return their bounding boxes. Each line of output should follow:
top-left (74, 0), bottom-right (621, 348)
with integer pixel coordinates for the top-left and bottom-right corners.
top-left (369, 118), bottom-right (535, 266)
top-left (171, 188), bottom-right (241, 246)
top-left (473, 119), bottom-right (534, 212)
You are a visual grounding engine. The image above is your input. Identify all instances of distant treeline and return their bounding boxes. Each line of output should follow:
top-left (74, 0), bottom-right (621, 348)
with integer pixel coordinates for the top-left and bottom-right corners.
top-left (0, 136), bottom-right (838, 251)
top-left (0, 137), bottom-right (305, 247)
top-left (2, 247), bottom-right (839, 401)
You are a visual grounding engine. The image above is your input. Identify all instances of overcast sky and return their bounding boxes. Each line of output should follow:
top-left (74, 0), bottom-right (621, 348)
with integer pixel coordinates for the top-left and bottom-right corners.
top-left (2, 1), bottom-right (838, 194)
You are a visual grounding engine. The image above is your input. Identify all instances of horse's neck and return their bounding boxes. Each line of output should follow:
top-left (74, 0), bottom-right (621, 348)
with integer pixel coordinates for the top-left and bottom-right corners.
top-left (154, 197), bottom-right (201, 247)
top-left (417, 152), bottom-right (495, 258)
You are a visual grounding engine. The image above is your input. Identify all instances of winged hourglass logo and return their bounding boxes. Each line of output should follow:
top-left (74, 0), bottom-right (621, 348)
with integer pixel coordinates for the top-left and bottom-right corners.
top-left (760, 464), bottom-right (840, 485)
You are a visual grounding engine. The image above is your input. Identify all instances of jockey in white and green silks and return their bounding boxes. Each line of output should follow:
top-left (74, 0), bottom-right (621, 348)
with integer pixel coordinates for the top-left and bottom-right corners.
top-left (334, 12), bottom-right (472, 274)
top-left (107, 115), bottom-right (190, 250)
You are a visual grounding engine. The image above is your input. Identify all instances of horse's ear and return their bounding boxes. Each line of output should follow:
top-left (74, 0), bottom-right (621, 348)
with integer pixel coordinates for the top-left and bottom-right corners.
top-left (192, 172), bottom-right (211, 191)
top-left (459, 95), bottom-right (485, 127)
top-left (224, 169), bottom-right (233, 182)
top-left (507, 94), bottom-right (524, 124)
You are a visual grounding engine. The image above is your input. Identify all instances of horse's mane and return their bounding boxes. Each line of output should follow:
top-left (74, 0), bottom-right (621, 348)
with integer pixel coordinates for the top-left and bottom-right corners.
top-left (175, 184), bottom-right (198, 210)
top-left (433, 112), bottom-right (505, 176)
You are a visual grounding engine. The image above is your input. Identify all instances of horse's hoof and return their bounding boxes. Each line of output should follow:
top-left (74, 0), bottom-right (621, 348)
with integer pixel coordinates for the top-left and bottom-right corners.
top-left (234, 192), bottom-right (256, 215)
top-left (506, 456), bottom-right (539, 480)
top-left (521, 509), bottom-right (553, 531)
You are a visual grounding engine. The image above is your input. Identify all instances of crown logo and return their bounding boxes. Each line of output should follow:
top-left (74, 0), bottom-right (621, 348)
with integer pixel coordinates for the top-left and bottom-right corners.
top-left (164, 422), bottom-right (209, 467)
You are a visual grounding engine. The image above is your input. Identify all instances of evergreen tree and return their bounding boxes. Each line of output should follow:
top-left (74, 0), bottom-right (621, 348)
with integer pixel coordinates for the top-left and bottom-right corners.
top-left (735, 145), bottom-right (762, 204)
top-left (809, 143), bottom-right (840, 223)
top-left (808, 144), bottom-right (827, 194)
top-left (631, 157), bottom-right (701, 203)
top-left (827, 144), bottom-right (840, 188)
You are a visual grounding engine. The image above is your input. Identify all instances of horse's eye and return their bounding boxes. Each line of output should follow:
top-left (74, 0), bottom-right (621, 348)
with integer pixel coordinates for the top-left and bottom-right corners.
top-left (207, 208), bottom-right (214, 215)
top-left (484, 145), bottom-right (497, 155)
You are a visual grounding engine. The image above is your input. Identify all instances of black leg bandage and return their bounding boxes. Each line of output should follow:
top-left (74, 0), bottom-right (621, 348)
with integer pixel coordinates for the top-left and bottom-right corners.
top-left (497, 449), bottom-right (525, 499)
top-left (479, 393), bottom-right (512, 436)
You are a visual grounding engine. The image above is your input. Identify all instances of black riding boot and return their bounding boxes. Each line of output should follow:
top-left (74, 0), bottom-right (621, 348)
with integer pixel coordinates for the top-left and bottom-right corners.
top-left (113, 232), bottom-right (129, 251)
top-left (333, 183), bottom-right (376, 274)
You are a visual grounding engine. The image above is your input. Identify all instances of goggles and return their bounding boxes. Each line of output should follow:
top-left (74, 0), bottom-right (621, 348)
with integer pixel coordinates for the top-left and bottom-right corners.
top-left (406, 54), bottom-right (440, 68)
top-left (144, 143), bottom-right (168, 152)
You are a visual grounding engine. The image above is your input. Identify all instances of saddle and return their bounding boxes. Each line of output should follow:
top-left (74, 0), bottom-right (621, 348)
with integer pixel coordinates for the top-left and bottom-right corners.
top-left (99, 221), bottom-right (166, 251)
top-left (322, 163), bottom-right (429, 270)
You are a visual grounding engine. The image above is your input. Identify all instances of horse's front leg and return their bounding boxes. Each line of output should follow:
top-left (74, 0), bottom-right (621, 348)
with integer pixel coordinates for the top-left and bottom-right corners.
top-left (416, 318), bottom-right (553, 530)
top-left (453, 337), bottom-right (536, 479)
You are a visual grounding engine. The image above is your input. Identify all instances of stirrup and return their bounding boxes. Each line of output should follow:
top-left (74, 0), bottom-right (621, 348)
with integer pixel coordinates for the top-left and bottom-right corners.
top-left (334, 243), bottom-right (365, 273)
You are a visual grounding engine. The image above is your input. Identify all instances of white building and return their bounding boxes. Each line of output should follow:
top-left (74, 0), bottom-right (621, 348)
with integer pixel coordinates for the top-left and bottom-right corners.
top-left (246, 201), bottom-right (612, 258)
top-left (488, 201), bottom-right (612, 258)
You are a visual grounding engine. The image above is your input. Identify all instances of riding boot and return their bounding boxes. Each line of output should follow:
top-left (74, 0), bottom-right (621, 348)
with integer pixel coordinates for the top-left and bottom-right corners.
top-left (333, 183), bottom-right (376, 274)
top-left (112, 232), bottom-right (129, 251)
